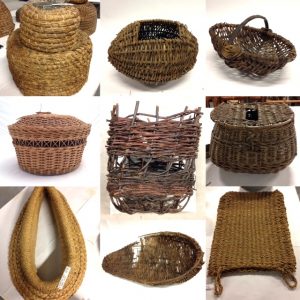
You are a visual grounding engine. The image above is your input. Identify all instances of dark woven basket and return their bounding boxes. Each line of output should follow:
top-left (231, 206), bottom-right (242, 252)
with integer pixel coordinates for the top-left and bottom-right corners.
top-left (209, 102), bottom-right (297, 173)
top-left (108, 19), bottom-right (198, 85)
top-left (209, 15), bottom-right (296, 76)
top-left (107, 102), bottom-right (202, 214)
top-left (75, 2), bottom-right (97, 35)
top-left (0, 0), bottom-right (15, 37)
top-left (8, 112), bottom-right (91, 175)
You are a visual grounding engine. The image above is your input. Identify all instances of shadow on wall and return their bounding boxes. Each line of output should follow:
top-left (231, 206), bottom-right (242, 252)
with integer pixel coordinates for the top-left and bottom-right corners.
top-left (0, 187), bottom-right (24, 208)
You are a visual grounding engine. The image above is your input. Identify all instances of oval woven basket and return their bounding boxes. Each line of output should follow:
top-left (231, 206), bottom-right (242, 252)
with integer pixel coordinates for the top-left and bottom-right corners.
top-left (102, 232), bottom-right (204, 286)
top-left (75, 2), bottom-right (97, 35)
top-left (8, 112), bottom-right (91, 175)
top-left (108, 19), bottom-right (198, 85)
top-left (209, 102), bottom-right (297, 173)
top-left (209, 15), bottom-right (296, 76)
top-left (7, 29), bottom-right (92, 96)
top-left (19, 3), bottom-right (80, 53)
top-left (0, 0), bottom-right (15, 37)
top-left (107, 102), bottom-right (202, 214)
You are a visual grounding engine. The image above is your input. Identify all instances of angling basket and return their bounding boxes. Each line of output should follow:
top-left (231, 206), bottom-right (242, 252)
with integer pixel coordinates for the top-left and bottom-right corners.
top-left (209, 15), bottom-right (296, 76)
top-left (107, 102), bottom-right (202, 214)
top-left (108, 19), bottom-right (198, 85)
top-left (103, 231), bottom-right (204, 286)
top-left (0, 0), bottom-right (15, 37)
top-left (8, 112), bottom-right (91, 175)
top-left (75, 2), bottom-right (97, 35)
top-left (209, 102), bottom-right (297, 173)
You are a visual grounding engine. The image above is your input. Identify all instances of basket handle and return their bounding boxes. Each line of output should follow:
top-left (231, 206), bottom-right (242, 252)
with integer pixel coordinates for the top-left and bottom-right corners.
top-left (228, 15), bottom-right (269, 44)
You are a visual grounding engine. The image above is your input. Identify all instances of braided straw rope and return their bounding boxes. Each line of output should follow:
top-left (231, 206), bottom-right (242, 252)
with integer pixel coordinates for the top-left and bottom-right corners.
top-left (0, 0), bottom-right (15, 37)
top-left (9, 187), bottom-right (86, 300)
top-left (75, 3), bottom-right (97, 35)
top-left (103, 231), bottom-right (204, 286)
top-left (208, 190), bottom-right (297, 296)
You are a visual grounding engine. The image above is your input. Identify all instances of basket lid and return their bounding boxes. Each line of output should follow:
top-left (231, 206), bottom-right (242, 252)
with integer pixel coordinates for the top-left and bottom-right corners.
top-left (211, 102), bottom-right (294, 127)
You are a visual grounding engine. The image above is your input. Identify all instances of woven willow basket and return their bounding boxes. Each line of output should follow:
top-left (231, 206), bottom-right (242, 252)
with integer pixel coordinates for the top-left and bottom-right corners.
top-left (108, 19), bottom-right (198, 85)
top-left (8, 112), bottom-right (91, 175)
top-left (107, 102), bottom-right (202, 214)
top-left (103, 232), bottom-right (204, 285)
top-left (0, 0), bottom-right (15, 37)
top-left (209, 15), bottom-right (296, 76)
top-left (75, 2), bottom-right (97, 35)
top-left (210, 103), bottom-right (297, 174)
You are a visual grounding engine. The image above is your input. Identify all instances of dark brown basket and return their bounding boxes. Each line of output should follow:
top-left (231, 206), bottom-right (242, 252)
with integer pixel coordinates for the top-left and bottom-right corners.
top-left (0, 0), bottom-right (15, 37)
top-left (106, 102), bottom-right (202, 214)
top-left (8, 112), bottom-right (91, 175)
top-left (209, 102), bottom-right (297, 173)
top-left (209, 15), bottom-right (296, 76)
top-left (75, 3), bottom-right (97, 35)
top-left (108, 19), bottom-right (198, 85)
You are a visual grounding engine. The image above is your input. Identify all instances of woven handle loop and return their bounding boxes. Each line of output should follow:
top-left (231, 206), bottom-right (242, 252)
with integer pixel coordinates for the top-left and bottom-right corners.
top-left (229, 15), bottom-right (269, 44)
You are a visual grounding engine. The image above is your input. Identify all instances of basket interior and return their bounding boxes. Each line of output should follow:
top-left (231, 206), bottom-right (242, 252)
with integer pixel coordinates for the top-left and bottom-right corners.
top-left (138, 20), bottom-right (179, 40)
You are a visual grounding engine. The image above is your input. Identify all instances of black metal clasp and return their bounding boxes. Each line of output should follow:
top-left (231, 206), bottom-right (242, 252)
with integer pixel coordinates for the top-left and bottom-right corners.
top-left (245, 108), bottom-right (258, 120)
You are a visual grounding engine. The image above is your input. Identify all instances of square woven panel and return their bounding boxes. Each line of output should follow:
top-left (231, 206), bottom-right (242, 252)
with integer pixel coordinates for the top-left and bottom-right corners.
top-left (208, 190), bottom-right (297, 296)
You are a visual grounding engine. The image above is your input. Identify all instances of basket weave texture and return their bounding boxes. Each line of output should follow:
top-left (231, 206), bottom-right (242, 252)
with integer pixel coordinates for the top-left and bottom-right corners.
top-left (9, 187), bottom-right (86, 300)
top-left (75, 3), bottom-right (97, 35)
top-left (209, 15), bottom-right (296, 76)
top-left (210, 102), bottom-right (297, 173)
top-left (107, 102), bottom-right (201, 214)
top-left (8, 112), bottom-right (91, 175)
top-left (108, 19), bottom-right (198, 85)
top-left (102, 231), bottom-right (204, 285)
top-left (208, 190), bottom-right (297, 295)
top-left (0, 0), bottom-right (15, 37)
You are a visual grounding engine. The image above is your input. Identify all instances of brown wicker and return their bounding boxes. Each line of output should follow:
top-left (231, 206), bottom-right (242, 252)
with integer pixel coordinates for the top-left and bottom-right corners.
top-left (208, 190), bottom-right (297, 296)
top-left (107, 102), bottom-right (201, 214)
top-left (108, 19), bottom-right (198, 85)
top-left (7, 29), bottom-right (92, 96)
top-left (209, 102), bottom-right (297, 173)
top-left (0, 0), bottom-right (15, 37)
top-left (8, 112), bottom-right (91, 175)
top-left (9, 187), bottom-right (86, 300)
top-left (69, 0), bottom-right (88, 4)
top-left (102, 232), bottom-right (204, 285)
top-left (15, 7), bottom-right (22, 23)
top-left (75, 3), bottom-right (97, 35)
top-left (19, 3), bottom-right (80, 53)
top-left (209, 15), bottom-right (296, 76)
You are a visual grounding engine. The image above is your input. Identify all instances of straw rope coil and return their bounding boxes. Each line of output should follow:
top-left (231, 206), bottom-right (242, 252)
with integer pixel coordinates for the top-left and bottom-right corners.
top-left (8, 112), bottom-right (91, 175)
top-left (107, 102), bottom-right (202, 214)
top-left (0, 0), bottom-right (15, 37)
top-left (108, 19), bottom-right (198, 85)
top-left (75, 3), bottom-right (97, 35)
top-left (209, 102), bottom-right (297, 173)
top-left (209, 15), bottom-right (296, 76)
top-left (19, 3), bottom-right (80, 53)
top-left (103, 231), bottom-right (204, 285)
top-left (208, 190), bottom-right (297, 296)
top-left (7, 29), bottom-right (92, 96)
top-left (9, 187), bottom-right (86, 300)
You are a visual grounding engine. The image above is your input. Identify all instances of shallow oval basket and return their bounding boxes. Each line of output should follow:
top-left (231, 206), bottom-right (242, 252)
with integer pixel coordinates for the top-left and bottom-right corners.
top-left (108, 19), bottom-right (198, 85)
top-left (102, 231), bottom-right (204, 285)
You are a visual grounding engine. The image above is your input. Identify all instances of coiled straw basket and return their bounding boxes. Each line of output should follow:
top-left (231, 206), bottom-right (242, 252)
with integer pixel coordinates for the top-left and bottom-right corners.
top-left (8, 112), bottom-right (91, 175)
top-left (107, 102), bottom-right (202, 214)
top-left (0, 0), bottom-right (15, 37)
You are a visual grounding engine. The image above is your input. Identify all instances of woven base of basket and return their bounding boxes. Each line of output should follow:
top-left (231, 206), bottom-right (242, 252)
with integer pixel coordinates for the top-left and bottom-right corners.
top-left (0, 0), bottom-right (15, 37)
top-left (103, 232), bottom-right (204, 286)
top-left (9, 187), bottom-right (86, 300)
top-left (19, 3), bottom-right (80, 53)
top-left (75, 3), bottom-right (97, 35)
top-left (7, 29), bottom-right (92, 96)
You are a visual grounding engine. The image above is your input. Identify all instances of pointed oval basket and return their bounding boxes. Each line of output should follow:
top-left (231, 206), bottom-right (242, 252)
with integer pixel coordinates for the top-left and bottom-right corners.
top-left (102, 231), bottom-right (204, 286)
top-left (0, 0), bottom-right (15, 37)
top-left (209, 15), bottom-right (296, 76)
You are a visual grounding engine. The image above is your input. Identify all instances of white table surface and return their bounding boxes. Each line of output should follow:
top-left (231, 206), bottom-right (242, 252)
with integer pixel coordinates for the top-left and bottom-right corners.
top-left (0, 7), bottom-right (100, 96)
top-left (0, 98), bottom-right (101, 186)
top-left (206, 0), bottom-right (300, 95)
top-left (0, 186), bottom-right (100, 300)
top-left (204, 107), bottom-right (300, 186)
top-left (100, 0), bottom-right (206, 97)
top-left (206, 186), bottom-right (300, 300)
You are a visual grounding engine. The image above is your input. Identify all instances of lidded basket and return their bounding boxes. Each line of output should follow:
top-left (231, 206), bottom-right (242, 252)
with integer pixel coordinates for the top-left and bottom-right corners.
top-left (8, 112), bottom-right (91, 175)
top-left (0, 0), bottom-right (15, 37)
top-left (209, 102), bottom-right (297, 173)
